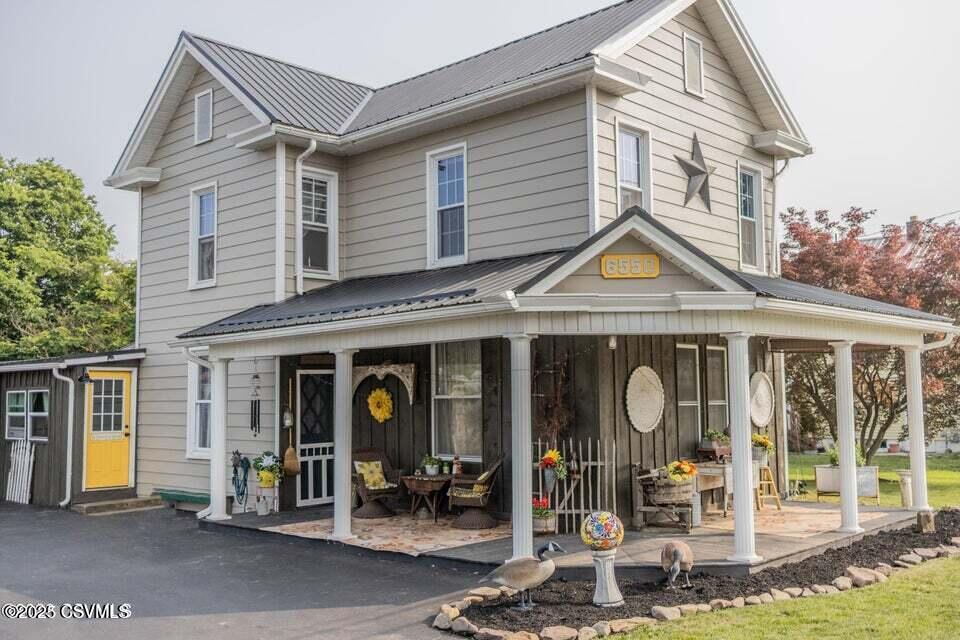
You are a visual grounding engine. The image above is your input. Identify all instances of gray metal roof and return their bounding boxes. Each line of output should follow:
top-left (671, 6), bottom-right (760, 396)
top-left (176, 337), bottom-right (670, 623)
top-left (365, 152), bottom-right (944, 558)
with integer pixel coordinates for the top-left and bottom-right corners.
top-left (178, 252), bottom-right (565, 339)
top-left (185, 33), bottom-right (372, 134)
top-left (0, 348), bottom-right (146, 371)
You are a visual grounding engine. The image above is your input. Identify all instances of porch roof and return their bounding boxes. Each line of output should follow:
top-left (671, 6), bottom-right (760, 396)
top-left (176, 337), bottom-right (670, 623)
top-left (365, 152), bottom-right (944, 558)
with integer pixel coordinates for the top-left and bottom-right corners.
top-left (177, 209), bottom-right (950, 341)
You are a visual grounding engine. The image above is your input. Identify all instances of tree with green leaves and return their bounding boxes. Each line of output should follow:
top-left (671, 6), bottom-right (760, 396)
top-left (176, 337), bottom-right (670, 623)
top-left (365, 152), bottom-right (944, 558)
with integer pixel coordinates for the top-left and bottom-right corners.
top-left (0, 157), bottom-right (135, 360)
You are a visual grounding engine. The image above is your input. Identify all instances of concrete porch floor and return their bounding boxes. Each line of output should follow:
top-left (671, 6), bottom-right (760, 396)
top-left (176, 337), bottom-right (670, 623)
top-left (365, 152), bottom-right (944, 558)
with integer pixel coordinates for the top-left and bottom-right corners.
top-left (201, 501), bottom-right (916, 580)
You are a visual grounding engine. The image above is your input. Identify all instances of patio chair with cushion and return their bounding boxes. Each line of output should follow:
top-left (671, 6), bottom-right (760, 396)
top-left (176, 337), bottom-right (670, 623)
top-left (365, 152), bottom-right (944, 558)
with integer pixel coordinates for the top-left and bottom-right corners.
top-left (448, 456), bottom-right (504, 529)
top-left (353, 448), bottom-right (403, 519)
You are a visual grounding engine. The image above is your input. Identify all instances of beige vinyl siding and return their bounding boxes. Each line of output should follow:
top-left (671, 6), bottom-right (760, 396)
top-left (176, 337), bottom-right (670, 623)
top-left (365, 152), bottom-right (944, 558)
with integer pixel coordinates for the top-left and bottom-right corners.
top-left (598, 6), bottom-right (775, 271)
top-left (340, 91), bottom-right (590, 278)
top-left (137, 66), bottom-right (278, 496)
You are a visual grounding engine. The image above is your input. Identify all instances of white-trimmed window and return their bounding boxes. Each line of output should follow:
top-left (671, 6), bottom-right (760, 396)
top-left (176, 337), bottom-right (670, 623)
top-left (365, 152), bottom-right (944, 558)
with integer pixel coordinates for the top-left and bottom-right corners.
top-left (676, 344), bottom-right (701, 440)
top-left (189, 183), bottom-right (217, 289)
top-left (432, 341), bottom-right (482, 461)
top-left (683, 33), bottom-right (705, 97)
top-left (738, 163), bottom-right (764, 271)
top-left (705, 346), bottom-right (728, 432)
top-left (617, 125), bottom-right (651, 213)
top-left (194, 89), bottom-right (213, 144)
top-left (5, 390), bottom-right (49, 441)
top-left (427, 144), bottom-right (468, 267)
top-left (186, 361), bottom-right (212, 459)
top-left (298, 168), bottom-right (339, 279)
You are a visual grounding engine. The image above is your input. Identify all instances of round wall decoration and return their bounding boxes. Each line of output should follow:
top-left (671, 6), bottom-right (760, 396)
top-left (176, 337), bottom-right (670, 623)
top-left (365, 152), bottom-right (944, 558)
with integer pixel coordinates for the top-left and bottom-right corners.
top-left (750, 372), bottom-right (774, 427)
top-left (367, 387), bottom-right (394, 423)
top-left (625, 366), bottom-right (664, 433)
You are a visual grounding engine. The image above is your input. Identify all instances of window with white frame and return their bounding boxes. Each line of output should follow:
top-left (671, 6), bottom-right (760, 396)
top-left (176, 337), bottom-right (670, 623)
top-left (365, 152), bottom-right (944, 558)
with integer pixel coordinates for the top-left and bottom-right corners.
top-left (5, 390), bottom-right (49, 441)
top-left (683, 33), bottom-right (704, 97)
top-left (427, 145), bottom-right (467, 266)
top-left (186, 361), bottom-right (212, 458)
top-left (432, 341), bottom-right (482, 460)
top-left (738, 165), bottom-right (764, 270)
top-left (299, 169), bottom-right (338, 277)
top-left (194, 89), bottom-right (213, 144)
top-left (676, 344), bottom-right (701, 440)
top-left (618, 127), bottom-right (650, 213)
top-left (705, 346), bottom-right (728, 433)
top-left (189, 183), bottom-right (217, 288)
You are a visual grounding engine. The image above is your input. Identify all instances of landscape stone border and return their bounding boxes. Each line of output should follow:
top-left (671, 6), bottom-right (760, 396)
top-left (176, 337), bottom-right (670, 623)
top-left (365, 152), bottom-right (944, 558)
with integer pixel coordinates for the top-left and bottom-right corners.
top-left (433, 538), bottom-right (960, 639)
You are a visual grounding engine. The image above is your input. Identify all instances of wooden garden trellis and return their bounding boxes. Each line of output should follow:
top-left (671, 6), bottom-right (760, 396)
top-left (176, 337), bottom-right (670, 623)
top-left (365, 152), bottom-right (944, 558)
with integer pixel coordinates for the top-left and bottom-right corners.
top-left (5, 440), bottom-right (35, 504)
top-left (534, 437), bottom-right (617, 534)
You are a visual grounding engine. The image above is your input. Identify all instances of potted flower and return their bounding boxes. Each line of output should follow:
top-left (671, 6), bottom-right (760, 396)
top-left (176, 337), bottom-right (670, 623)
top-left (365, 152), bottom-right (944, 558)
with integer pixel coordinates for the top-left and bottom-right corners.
top-left (700, 429), bottom-right (731, 461)
top-left (814, 444), bottom-right (880, 502)
top-left (752, 433), bottom-right (774, 467)
top-left (421, 454), bottom-right (441, 476)
top-left (253, 451), bottom-right (282, 488)
top-left (539, 448), bottom-right (568, 494)
top-left (651, 460), bottom-right (697, 502)
top-left (532, 496), bottom-right (556, 535)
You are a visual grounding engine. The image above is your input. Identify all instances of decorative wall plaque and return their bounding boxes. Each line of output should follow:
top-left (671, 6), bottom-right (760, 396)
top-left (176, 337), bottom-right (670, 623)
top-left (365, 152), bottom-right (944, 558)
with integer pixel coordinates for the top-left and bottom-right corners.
top-left (352, 363), bottom-right (416, 403)
top-left (674, 133), bottom-right (715, 212)
top-left (625, 366), bottom-right (664, 433)
top-left (750, 371), bottom-right (774, 427)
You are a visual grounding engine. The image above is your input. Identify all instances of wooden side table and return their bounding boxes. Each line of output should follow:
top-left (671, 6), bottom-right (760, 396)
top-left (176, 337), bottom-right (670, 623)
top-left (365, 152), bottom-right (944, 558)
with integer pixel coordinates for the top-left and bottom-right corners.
top-left (401, 474), bottom-right (452, 522)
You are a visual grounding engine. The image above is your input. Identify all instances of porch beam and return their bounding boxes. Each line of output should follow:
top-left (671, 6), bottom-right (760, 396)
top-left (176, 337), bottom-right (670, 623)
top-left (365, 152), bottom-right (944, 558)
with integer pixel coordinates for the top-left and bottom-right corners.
top-left (208, 356), bottom-right (231, 521)
top-left (904, 346), bottom-right (931, 512)
top-left (723, 332), bottom-right (761, 564)
top-left (506, 333), bottom-right (535, 561)
top-left (830, 340), bottom-right (863, 533)
top-left (333, 348), bottom-right (358, 539)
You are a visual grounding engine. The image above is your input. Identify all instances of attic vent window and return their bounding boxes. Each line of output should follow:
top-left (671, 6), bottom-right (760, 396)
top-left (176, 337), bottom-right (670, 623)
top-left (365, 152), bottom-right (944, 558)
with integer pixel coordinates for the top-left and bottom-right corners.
top-left (194, 89), bottom-right (213, 144)
top-left (683, 33), bottom-right (704, 97)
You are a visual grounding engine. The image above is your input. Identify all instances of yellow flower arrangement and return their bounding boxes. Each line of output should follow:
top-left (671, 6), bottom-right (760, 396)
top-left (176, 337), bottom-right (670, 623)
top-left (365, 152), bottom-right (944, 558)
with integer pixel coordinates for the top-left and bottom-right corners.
top-left (666, 460), bottom-right (697, 484)
top-left (752, 433), bottom-right (774, 452)
top-left (367, 387), bottom-right (393, 423)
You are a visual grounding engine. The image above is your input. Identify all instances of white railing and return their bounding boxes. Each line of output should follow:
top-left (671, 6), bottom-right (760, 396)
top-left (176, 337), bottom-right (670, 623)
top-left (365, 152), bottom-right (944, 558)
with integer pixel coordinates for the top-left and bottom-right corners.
top-left (534, 437), bottom-right (617, 534)
top-left (5, 440), bottom-right (35, 504)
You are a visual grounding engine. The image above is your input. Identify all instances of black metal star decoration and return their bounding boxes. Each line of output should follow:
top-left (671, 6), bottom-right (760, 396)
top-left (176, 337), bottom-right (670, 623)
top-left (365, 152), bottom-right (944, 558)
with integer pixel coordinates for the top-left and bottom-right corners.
top-left (674, 133), bottom-right (715, 212)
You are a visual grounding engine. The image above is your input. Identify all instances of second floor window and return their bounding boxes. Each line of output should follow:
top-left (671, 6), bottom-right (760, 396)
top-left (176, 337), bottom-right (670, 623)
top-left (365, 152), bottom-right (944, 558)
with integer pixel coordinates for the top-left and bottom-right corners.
top-left (298, 169), bottom-right (339, 279)
top-left (189, 183), bottom-right (217, 289)
top-left (618, 128), bottom-right (649, 213)
top-left (427, 144), bottom-right (467, 267)
top-left (738, 165), bottom-right (763, 270)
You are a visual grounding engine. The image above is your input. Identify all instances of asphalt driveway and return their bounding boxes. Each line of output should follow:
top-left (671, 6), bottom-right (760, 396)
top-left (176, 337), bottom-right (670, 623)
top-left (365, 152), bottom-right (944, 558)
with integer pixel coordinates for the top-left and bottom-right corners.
top-left (0, 503), bottom-right (482, 639)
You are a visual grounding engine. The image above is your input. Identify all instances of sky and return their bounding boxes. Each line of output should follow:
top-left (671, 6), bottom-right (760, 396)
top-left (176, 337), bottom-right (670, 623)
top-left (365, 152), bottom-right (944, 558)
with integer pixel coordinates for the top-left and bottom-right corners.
top-left (2, 0), bottom-right (958, 260)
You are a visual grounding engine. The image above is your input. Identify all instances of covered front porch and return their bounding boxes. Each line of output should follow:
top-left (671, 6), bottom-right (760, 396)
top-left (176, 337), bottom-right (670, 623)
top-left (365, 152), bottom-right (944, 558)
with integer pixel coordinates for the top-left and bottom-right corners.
top-left (175, 209), bottom-right (954, 567)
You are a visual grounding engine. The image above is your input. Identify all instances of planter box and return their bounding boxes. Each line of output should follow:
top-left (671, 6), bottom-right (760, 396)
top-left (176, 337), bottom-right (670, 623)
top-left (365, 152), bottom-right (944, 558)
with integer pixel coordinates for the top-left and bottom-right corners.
top-left (814, 465), bottom-right (880, 503)
top-left (533, 514), bottom-right (557, 535)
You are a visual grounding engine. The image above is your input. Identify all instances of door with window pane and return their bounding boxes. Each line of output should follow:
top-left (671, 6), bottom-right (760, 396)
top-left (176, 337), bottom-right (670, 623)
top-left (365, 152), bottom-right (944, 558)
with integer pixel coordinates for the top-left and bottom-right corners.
top-left (433, 341), bottom-right (482, 460)
top-left (297, 370), bottom-right (335, 506)
top-left (85, 370), bottom-right (133, 489)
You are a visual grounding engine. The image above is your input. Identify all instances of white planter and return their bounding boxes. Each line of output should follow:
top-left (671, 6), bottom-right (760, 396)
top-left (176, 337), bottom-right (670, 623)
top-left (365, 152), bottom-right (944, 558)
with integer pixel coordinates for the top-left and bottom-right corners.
top-left (424, 464), bottom-right (439, 476)
top-left (814, 465), bottom-right (880, 499)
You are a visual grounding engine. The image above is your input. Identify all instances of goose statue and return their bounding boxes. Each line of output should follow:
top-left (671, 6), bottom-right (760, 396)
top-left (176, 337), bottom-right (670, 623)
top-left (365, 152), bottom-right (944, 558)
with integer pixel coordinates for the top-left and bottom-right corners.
top-left (480, 541), bottom-right (566, 609)
top-left (660, 540), bottom-right (694, 589)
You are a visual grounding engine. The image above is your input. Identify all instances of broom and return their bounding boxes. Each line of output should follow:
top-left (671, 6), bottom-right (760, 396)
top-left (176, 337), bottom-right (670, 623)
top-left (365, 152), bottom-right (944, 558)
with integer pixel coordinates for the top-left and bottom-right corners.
top-left (283, 378), bottom-right (300, 476)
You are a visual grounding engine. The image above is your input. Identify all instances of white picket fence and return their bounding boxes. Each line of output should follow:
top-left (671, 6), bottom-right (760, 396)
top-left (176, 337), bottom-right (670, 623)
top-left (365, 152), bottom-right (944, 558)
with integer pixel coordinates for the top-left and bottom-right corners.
top-left (5, 440), bottom-right (35, 504)
top-left (534, 437), bottom-right (617, 534)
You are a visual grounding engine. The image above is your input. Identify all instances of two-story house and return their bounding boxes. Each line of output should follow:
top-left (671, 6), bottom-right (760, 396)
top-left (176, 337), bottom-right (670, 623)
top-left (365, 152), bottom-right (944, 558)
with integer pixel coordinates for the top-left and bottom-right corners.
top-left (101, 0), bottom-right (952, 564)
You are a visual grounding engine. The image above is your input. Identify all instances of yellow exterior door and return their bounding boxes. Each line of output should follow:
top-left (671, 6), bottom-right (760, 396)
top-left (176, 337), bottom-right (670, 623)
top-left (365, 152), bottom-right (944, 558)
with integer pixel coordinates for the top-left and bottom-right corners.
top-left (85, 370), bottom-right (132, 489)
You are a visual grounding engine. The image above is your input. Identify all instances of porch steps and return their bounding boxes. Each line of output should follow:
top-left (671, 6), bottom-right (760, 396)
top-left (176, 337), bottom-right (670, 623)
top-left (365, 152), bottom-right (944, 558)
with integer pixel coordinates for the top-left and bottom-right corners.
top-left (154, 489), bottom-right (209, 513)
top-left (71, 495), bottom-right (164, 516)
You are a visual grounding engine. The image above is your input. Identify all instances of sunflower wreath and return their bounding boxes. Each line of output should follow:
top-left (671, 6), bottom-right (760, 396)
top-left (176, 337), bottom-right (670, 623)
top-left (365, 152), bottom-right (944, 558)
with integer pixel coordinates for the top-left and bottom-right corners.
top-left (367, 387), bottom-right (394, 423)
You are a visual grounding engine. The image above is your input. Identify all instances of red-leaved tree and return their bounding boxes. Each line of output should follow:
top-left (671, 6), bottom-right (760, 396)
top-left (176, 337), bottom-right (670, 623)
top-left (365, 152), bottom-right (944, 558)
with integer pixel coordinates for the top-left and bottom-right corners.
top-left (780, 207), bottom-right (960, 461)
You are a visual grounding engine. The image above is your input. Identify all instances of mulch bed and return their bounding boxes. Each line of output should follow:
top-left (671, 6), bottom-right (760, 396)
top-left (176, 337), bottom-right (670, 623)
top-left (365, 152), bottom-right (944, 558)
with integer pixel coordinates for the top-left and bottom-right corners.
top-left (467, 509), bottom-right (960, 632)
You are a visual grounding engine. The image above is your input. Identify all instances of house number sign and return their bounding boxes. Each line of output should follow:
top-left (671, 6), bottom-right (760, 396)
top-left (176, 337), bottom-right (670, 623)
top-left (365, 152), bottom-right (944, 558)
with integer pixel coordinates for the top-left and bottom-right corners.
top-left (600, 254), bottom-right (661, 279)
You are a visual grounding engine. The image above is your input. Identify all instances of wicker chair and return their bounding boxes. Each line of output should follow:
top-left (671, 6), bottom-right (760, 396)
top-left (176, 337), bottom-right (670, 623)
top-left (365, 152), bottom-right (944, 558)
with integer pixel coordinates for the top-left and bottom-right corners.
top-left (352, 448), bottom-right (403, 519)
top-left (448, 457), bottom-right (504, 529)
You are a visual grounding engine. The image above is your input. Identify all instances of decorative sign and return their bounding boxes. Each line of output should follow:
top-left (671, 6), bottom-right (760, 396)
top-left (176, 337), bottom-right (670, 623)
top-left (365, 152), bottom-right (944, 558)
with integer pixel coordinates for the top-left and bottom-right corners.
top-left (600, 254), bottom-right (661, 279)
top-left (625, 366), bottom-right (664, 433)
top-left (750, 371), bottom-right (775, 427)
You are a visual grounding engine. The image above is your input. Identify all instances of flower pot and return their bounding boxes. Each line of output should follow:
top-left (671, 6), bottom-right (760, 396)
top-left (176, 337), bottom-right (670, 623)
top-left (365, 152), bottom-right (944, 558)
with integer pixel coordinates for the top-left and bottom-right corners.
top-left (543, 467), bottom-right (557, 495)
top-left (424, 464), bottom-right (439, 477)
top-left (533, 514), bottom-right (557, 535)
top-left (752, 447), bottom-right (769, 468)
top-left (887, 441), bottom-right (901, 454)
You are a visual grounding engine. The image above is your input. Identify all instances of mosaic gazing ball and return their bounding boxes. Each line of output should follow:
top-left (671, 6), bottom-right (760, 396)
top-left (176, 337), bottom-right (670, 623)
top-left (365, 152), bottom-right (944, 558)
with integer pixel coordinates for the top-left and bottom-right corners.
top-left (580, 511), bottom-right (624, 551)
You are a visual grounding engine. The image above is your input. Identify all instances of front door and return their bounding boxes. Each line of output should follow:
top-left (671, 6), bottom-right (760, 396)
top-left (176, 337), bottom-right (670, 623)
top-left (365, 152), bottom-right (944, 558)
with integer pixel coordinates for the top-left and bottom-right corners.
top-left (85, 370), bottom-right (133, 489)
top-left (297, 370), bottom-right (335, 507)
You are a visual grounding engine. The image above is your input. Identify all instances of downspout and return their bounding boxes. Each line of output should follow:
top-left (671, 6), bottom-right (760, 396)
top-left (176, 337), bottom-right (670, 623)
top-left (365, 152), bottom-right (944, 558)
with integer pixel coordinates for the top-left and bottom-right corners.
top-left (182, 348), bottom-right (214, 518)
top-left (771, 158), bottom-right (791, 276)
top-left (294, 140), bottom-right (318, 295)
top-left (52, 366), bottom-right (75, 508)
top-left (920, 333), bottom-right (956, 352)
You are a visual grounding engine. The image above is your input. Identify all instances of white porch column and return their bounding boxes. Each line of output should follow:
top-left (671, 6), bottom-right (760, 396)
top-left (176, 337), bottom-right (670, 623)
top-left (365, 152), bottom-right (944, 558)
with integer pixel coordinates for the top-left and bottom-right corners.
top-left (507, 333), bottom-right (534, 561)
top-left (831, 341), bottom-right (863, 533)
top-left (333, 348), bottom-right (358, 540)
top-left (209, 357), bottom-right (231, 521)
top-left (905, 346), bottom-right (931, 512)
top-left (724, 332), bottom-right (761, 564)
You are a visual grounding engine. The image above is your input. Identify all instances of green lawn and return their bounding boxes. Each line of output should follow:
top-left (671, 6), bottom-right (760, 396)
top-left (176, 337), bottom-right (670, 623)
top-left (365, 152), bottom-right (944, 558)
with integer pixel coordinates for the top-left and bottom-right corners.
top-left (786, 452), bottom-right (960, 509)
top-left (626, 557), bottom-right (960, 640)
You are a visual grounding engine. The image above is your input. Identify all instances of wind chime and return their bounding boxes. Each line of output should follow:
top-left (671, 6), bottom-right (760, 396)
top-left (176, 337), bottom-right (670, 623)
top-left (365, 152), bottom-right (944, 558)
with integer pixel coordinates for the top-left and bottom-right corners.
top-left (249, 359), bottom-right (261, 436)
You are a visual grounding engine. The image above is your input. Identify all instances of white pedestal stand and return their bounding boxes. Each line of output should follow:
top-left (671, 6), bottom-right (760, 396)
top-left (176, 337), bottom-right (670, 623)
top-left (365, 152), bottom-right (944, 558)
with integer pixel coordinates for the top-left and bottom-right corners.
top-left (591, 549), bottom-right (624, 607)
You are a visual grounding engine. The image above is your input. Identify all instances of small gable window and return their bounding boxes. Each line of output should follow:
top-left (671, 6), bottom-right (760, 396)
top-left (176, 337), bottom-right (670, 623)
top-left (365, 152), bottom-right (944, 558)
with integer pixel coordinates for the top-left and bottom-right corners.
top-left (617, 126), bottom-right (650, 213)
top-left (427, 143), bottom-right (468, 267)
top-left (738, 163), bottom-right (764, 271)
top-left (298, 168), bottom-right (339, 280)
top-left (683, 33), bottom-right (704, 97)
top-left (194, 89), bottom-right (213, 144)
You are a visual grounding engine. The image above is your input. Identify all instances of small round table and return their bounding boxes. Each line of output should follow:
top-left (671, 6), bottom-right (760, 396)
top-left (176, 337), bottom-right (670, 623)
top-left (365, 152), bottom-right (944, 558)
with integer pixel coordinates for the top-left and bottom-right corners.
top-left (401, 474), bottom-right (452, 522)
